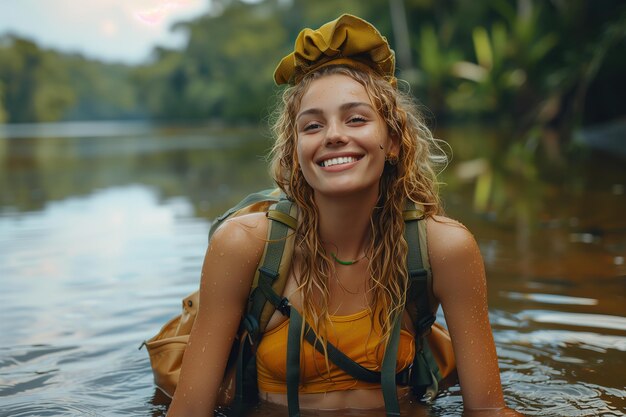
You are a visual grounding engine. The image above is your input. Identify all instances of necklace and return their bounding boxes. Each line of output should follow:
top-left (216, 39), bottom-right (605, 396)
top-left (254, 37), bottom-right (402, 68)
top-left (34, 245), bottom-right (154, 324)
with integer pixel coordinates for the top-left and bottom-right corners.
top-left (331, 252), bottom-right (366, 266)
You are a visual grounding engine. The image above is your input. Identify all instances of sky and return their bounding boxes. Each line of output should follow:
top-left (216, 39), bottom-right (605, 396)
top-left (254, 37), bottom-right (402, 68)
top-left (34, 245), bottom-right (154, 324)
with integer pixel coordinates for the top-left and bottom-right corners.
top-left (0, 0), bottom-right (213, 64)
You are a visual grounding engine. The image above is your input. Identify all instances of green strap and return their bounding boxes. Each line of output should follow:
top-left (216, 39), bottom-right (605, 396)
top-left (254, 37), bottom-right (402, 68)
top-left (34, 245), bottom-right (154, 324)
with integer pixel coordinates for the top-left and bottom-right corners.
top-left (286, 307), bottom-right (302, 417)
top-left (295, 307), bottom-right (410, 383)
top-left (415, 339), bottom-right (440, 401)
top-left (403, 201), bottom-right (441, 399)
top-left (381, 314), bottom-right (403, 416)
top-left (249, 199), bottom-right (295, 334)
top-left (267, 209), bottom-right (297, 230)
top-left (231, 197), bottom-right (295, 408)
top-left (289, 308), bottom-right (406, 416)
top-left (302, 320), bottom-right (381, 383)
top-left (230, 334), bottom-right (251, 416)
top-left (404, 201), bottom-right (432, 333)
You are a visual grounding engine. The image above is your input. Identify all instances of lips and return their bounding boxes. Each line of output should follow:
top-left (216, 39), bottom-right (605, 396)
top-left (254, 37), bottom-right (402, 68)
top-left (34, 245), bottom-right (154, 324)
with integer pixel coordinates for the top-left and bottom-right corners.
top-left (318, 156), bottom-right (361, 168)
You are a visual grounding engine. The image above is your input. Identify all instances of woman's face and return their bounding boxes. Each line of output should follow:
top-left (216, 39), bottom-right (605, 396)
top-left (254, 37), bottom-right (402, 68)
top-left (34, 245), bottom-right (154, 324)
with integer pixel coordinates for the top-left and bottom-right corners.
top-left (295, 73), bottom-right (398, 199)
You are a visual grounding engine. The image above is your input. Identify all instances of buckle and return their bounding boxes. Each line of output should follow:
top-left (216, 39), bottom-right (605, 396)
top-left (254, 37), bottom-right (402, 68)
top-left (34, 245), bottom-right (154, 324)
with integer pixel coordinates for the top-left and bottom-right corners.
top-left (243, 314), bottom-right (260, 340)
top-left (409, 268), bottom-right (427, 279)
top-left (417, 315), bottom-right (436, 335)
top-left (277, 297), bottom-right (291, 317)
top-left (396, 365), bottom-right (412, 385)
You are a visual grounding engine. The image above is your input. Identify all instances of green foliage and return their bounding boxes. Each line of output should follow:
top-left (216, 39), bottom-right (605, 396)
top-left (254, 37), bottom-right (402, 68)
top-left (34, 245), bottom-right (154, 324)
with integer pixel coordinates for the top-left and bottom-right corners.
top-left (0, 37), bottom-right (76, 122)
top-left (0, 81), bottom-right (7, 123)
top-left (0, 35), bottom-right (144, 122)
top-left (0, 0), bottom-right (623, 137)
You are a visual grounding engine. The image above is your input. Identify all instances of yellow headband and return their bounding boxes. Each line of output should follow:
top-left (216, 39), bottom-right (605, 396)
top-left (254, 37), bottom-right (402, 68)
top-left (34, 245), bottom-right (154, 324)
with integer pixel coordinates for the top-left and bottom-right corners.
top-left (274, 14), bottom-right (396, 86)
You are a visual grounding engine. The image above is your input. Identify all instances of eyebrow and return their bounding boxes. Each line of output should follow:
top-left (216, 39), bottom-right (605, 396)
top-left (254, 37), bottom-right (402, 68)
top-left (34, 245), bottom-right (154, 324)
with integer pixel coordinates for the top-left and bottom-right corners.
top-left (296, 102), bottom-right (374, 121)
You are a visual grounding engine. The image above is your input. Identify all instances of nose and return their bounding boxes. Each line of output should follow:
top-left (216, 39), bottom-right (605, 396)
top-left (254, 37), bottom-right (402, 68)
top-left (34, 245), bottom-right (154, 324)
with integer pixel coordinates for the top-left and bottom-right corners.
top-left (325, 121), bottom-right (346, 147)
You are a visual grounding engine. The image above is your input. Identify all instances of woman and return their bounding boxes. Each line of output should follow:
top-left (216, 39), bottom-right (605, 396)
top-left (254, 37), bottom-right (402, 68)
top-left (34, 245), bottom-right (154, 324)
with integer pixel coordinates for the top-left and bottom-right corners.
top-left (166, 14), bottom-right (523, 417)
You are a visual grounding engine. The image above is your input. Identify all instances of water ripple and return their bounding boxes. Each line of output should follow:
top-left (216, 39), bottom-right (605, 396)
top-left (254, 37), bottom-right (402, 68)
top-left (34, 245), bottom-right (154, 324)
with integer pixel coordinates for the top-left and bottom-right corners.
top-left (500, 291), bottom-right (599, 306)
top-left (518, 310), bottom-right (626, 332)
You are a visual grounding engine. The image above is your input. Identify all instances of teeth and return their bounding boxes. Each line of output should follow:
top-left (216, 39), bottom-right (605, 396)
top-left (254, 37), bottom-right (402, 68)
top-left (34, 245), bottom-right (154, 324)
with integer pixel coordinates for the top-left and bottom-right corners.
top-left (321, 156), bottom-right (357, 167)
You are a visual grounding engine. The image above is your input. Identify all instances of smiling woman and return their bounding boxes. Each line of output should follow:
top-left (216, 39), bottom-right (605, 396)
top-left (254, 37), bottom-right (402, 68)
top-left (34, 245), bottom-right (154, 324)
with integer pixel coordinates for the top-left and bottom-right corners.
top-left (295, 74), bottom-right (396, 200)
top-left (162, 14), bottom-right (525, 417)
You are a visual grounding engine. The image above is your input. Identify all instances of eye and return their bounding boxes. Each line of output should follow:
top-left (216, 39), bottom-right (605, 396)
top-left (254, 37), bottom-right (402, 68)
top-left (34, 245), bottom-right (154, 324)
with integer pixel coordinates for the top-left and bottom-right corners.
top-left (303, 122), bottom-right (322, 131)
top-left (348, 116), bottom-right (367, 124)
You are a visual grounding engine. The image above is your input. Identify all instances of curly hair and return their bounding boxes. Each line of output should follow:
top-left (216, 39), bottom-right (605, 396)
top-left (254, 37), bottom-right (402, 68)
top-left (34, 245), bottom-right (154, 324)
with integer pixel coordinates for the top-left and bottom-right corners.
top-left (269, 65), bottom-right (447, 362)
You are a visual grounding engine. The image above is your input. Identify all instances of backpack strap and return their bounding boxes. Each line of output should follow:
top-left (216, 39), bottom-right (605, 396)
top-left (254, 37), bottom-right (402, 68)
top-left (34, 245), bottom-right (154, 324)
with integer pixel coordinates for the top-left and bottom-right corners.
top-left (285, 307), bottom-right (404, 417)
top-left (380, 313), bottom-right (403, 416)
top-left (403, 201), bottom-right (434, 334)
top-left (286, 305), bottom-right (303, 417)
top-left (283, 200), bottom-right (437, 416)
top-left (248, 198), bottom-right (298, 336)
top-left (403, 201), bottom-right (442, 401)
top-left (229, 196), bottom-right (297, 407)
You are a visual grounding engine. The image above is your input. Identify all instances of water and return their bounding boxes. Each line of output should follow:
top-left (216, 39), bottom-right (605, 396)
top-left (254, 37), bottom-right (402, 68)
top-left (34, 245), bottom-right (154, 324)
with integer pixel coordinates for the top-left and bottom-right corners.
top-left (0, 122), bottom-right (624, 416)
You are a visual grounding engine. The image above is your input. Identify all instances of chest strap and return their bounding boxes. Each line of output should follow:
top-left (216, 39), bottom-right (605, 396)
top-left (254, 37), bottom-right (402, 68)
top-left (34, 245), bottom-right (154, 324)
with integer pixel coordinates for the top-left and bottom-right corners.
top-left (285, 306), bottom-right (405, 417)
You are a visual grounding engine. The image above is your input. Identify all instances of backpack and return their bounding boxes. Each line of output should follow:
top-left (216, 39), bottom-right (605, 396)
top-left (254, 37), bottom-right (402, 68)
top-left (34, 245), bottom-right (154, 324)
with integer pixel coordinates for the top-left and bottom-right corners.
top-left (141, 189), bottom-right (456, 416)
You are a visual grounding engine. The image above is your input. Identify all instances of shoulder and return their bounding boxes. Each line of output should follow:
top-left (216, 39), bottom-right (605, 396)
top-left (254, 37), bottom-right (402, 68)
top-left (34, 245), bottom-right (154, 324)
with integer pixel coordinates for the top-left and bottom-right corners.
top-left (425, 215), bottom-right (477, 255)
top-left (424, 215), bottom-right (486, 302)
top-left (210, 211), bottom-right (269, 253)
top-left (201, 212), bottom-right (269, 295)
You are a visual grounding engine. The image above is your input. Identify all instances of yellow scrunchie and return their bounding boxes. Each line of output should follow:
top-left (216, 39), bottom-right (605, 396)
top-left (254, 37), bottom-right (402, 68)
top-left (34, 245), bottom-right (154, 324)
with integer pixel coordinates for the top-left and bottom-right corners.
top-left (274, 14), bottom-right (396, 86)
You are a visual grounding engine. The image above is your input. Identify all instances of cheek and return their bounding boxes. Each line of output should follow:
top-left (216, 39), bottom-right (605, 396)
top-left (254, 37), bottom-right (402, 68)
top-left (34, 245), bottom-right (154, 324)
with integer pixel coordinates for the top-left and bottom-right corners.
top-left (295, 140), bottom-right (313, 179)
top-left (295, 139), bottom-right (304, 167)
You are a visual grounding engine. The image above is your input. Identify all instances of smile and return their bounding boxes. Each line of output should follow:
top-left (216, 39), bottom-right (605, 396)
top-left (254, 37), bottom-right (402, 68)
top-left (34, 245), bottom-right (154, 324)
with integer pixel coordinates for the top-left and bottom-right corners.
top-left (319, 156), bottom-right (360, 168)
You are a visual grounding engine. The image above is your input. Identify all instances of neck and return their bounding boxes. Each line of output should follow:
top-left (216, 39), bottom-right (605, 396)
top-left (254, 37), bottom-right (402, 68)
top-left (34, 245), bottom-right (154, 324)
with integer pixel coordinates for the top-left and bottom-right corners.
top-left (314, 188), bottom-right (378, 260)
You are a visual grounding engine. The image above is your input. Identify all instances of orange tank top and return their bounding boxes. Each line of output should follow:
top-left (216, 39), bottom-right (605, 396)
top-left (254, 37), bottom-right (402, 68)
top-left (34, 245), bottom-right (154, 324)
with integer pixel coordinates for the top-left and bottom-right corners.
top-left (256, 309), bottom-right (415, 394)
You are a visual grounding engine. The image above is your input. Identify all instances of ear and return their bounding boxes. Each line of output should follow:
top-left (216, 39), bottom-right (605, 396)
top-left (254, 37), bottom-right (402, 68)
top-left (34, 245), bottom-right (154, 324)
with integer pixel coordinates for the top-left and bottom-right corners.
top-left (388, 133), bottom-right (400, 156)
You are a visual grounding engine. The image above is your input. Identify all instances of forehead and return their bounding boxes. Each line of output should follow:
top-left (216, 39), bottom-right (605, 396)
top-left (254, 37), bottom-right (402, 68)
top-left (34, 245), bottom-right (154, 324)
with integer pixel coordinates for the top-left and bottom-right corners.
top-left (299, 74), bottom-right (372, 110)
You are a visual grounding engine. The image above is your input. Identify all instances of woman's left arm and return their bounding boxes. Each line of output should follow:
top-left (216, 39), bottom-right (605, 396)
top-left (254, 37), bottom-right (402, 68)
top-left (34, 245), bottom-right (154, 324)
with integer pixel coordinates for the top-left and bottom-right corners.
top-left (427, 216), bottom-right (523, 415)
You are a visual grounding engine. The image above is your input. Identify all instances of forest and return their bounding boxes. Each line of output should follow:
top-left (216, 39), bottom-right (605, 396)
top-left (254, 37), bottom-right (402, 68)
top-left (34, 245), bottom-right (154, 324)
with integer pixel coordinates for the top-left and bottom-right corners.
top-left (1, 0), bottom-right (624, 149)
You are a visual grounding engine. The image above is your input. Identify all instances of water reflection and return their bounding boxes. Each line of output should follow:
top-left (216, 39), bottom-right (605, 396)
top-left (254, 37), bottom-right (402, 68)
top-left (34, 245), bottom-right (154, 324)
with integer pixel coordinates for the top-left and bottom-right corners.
top-left (0, 122), bottom-right (624, 416)
top-left (0, 123), bottom-right (274, 215)
top-left (500, 292), bottom-right (598, 306)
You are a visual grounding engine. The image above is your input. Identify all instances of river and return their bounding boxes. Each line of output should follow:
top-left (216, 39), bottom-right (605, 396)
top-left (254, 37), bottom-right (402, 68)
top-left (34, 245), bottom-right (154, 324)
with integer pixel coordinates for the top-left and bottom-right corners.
top-left (0, 121), bottom-right (624, 416)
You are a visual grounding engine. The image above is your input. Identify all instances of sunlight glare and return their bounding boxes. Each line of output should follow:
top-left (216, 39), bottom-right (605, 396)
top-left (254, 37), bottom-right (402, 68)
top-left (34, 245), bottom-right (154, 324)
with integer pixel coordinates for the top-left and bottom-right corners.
top-left (134, 0), bottom-right (199, 26)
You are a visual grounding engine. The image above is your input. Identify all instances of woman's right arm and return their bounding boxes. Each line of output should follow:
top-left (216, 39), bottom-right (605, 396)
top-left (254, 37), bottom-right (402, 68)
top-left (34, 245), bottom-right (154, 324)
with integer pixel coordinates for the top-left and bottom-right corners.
top-left (166, 213), bottom-right (268, 417)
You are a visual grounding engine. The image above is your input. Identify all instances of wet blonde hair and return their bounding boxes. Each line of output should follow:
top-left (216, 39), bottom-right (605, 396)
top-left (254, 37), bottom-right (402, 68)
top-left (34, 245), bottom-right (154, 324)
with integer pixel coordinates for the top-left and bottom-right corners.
top-left (269, 65), bottom-right (446, 358)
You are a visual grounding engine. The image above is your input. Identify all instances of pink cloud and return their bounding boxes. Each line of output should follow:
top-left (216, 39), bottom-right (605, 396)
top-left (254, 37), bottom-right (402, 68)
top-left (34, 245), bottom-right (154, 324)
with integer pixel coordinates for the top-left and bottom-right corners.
top-left (133, 0), bottom-right (197, 26)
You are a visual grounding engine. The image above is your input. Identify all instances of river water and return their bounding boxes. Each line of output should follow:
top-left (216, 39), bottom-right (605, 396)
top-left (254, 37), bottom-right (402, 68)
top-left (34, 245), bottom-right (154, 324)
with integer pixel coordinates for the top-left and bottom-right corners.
top-left (0, 122), bottom-right (624, 416)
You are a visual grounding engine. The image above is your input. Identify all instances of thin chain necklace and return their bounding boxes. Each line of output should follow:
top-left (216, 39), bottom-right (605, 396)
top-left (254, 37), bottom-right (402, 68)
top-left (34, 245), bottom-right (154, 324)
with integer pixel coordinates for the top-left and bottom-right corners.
top-left (331, 252), bottom-right (366, 266)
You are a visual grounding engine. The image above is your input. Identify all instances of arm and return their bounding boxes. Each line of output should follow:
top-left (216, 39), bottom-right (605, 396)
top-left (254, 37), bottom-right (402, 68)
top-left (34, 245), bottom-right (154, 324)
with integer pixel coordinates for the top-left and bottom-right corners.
top-left (427, 216), bottom-right (523, 415)
top-left (166, 213), bottom-right (268, 417)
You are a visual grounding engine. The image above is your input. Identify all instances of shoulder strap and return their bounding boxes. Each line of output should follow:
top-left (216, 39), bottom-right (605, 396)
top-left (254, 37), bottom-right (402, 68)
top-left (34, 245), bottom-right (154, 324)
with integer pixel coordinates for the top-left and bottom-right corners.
top-left (403, 200), bottom-right (444, 400)
top-left (206, 188), bottom-right (297, 339)
top-left (212, 191), bottom-right (297, 408)
top-left (283, 202), bottom-right (431, 417)
top-left (247, 198), bottom-right (298, 337)
top-left (403, 201), bottom-right (435, 334)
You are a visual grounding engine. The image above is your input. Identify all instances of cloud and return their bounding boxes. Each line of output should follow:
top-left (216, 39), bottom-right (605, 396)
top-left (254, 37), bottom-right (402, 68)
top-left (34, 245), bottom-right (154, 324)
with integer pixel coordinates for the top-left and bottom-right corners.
top-left (0, 0), bottom-right (210, 64)
top-left (134, 0), bottom-right (199, 26)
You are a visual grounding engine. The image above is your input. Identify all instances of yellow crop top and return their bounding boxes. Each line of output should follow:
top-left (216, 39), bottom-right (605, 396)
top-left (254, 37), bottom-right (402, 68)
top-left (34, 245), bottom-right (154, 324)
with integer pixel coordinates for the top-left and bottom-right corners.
top-left (256, 309), bottom-right (415, 394)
